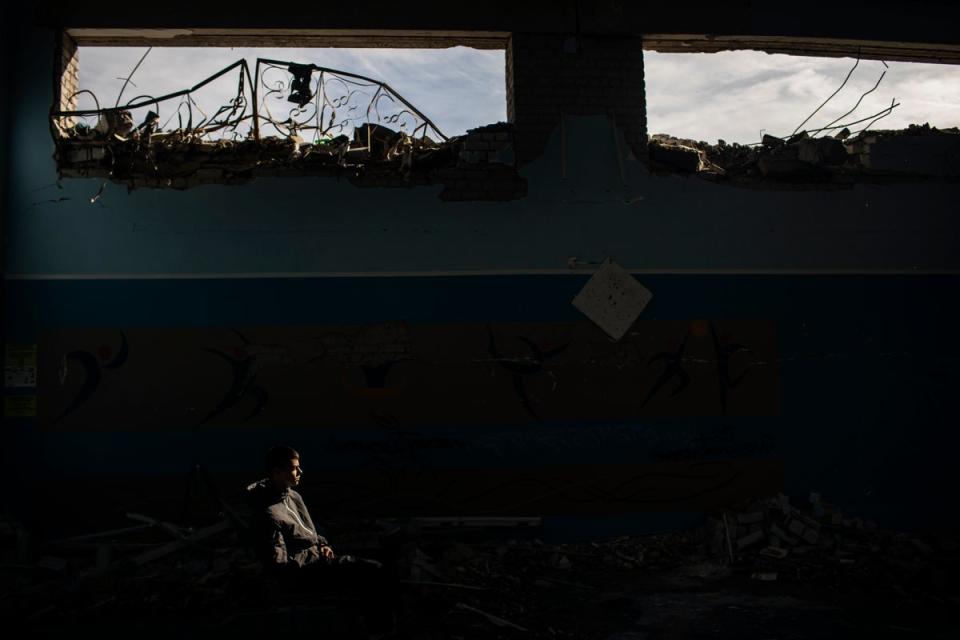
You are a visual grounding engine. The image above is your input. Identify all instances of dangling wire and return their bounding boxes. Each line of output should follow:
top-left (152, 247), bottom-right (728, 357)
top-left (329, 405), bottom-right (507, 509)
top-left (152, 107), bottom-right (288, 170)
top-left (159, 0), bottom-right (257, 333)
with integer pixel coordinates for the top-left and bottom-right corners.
top-left (813, 62), bottom-right (888, 138)
top-left (115, 47), bottom-right (153, 108)
top-left (792, 49), bottom-right (860, 136)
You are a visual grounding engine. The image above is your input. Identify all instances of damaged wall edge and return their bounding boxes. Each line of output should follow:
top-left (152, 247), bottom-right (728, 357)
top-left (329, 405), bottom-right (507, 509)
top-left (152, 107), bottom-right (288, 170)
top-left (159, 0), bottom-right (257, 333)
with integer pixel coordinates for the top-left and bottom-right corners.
top-left (54, 122), bottom-right (527, 199)
top-left (67, 29), bottom-right (960, 64)
top-left (65, 28), bottom-right (511, 49)
top-left (643, 34), bottom-right (960, 65)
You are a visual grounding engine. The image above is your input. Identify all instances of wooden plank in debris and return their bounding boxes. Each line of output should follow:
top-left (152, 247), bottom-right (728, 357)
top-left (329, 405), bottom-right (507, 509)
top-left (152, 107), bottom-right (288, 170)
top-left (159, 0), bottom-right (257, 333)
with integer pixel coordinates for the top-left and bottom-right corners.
top-left (126, 512), bottom-right (188, 540)
top-left (737, 530), bottom-right (764, 550)
top-left (400, 579), bottom-right (488, 591)
top-left (47, 541), bottom-right (157, 553)
top-left (770, 523), bottom-right (799, 546)
top-left (737, 512), bottom-right (765, 525)
top-left (412, 517), bottom-right (542, 528)
top-left (456, 602), bottom-right (528, 632)
top-left (131, 520), bottom-right (231, 567)
top-left (49, 523), bottom-right (153, 545)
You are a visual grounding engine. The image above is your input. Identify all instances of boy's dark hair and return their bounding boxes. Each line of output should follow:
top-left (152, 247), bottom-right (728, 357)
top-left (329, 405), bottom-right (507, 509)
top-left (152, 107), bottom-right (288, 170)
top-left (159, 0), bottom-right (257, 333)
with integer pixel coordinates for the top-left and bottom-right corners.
top-left (265, 445), bottom-right (300, 472)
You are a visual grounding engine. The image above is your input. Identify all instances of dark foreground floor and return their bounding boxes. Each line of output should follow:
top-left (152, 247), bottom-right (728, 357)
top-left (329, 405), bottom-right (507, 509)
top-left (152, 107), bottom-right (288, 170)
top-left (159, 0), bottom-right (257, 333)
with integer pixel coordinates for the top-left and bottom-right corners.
top-left (4, 495), bottom-right (960, 639)
top-left (6, 558), bottom-right (959, 639)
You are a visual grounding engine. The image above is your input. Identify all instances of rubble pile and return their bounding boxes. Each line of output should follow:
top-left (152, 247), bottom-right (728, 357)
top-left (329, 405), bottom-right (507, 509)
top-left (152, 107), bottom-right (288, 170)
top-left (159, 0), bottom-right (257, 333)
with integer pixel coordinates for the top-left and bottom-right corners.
top-left (53, 119), bottom-right (524, 199)
top-left (0, 513), bottom-right (266, 628)
top-left (709, 492), bottom-right (958, 602)
top-left (2, 494), bottom-right (958, 637)
top-left (649, 124), bottom-right (960, 183)
top-left (57, 122), bottom-right (448, 186)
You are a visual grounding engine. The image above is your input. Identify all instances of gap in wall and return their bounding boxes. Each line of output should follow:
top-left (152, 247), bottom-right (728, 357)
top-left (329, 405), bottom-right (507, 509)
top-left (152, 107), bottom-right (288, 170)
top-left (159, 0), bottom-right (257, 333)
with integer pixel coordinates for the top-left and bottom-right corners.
top-left (76, 46), bottom-right (507, 139)
top-left (644, 49), bottom-right (960, 145)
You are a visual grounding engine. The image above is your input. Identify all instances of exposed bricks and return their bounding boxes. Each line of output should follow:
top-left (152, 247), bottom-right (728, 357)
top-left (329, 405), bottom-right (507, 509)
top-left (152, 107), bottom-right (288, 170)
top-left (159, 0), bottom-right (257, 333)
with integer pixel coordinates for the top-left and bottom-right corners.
top-left (438, 123), bottom-right (526, 201)
top-left (507, 33), bottom-right (647, 165)
top-left (56, 31), bottom-right (79, 115)
top-left (53, 30), bottom-right (80, 137)
top-left (58, 131), bottom-right (527, 200)
top-left (349, 123), bottom-right (525, 200)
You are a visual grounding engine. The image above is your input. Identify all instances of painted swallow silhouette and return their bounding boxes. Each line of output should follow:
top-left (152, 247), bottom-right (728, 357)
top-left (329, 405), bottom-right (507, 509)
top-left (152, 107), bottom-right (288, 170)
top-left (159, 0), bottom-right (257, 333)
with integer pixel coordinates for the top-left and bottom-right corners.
top-left (709, 322), bottom-right (755, 413)
top-left (486, 326), bottom-right (570, 419)
top-left (57, 331), bottom-right (129, 422)
top-left (201, 330), bottom-right (268, 424)
top-left (641, 332), bottom-right (691, 408)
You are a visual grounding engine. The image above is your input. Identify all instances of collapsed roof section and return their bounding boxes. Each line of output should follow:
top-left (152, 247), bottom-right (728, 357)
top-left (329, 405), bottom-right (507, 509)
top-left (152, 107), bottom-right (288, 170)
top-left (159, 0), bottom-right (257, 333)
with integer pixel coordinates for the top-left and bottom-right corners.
top-left (50, 58), bottom-right (525, 200)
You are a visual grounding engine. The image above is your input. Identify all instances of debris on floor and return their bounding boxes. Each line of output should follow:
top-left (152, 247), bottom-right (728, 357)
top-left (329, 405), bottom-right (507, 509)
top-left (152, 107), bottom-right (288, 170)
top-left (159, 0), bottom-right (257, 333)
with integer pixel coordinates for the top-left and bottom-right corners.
top-left (2, 494), bottom-right (958, 638)
top-left (707, 490), bottom-right (958, 605)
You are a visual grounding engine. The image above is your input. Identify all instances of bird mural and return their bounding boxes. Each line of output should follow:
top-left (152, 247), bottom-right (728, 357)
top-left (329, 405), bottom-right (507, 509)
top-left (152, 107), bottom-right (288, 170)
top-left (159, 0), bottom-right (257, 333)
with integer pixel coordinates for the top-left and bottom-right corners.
top-left (641, 332), bottom-right (691, 409)
top-left (57, 331), bottom-right (129, 422)
top-left (200, 330), bottom-right (269, 424)
top-left (709, 322), bottom-right (755, 413)
top-left (485, 326), bottom-right (570, 419)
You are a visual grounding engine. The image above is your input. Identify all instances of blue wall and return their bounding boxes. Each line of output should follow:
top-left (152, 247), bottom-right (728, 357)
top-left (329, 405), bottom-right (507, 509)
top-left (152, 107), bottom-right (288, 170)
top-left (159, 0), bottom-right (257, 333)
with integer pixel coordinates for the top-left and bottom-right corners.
top-left (4, 26), bottom-right (960, 534)
top-left (6, 274), bottom-right (959, 532)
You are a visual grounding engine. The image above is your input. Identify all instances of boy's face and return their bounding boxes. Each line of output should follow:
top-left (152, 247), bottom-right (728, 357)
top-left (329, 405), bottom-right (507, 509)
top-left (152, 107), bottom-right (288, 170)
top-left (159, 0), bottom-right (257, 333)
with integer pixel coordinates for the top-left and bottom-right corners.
top-left (270, 457), bottom-right (302, 490)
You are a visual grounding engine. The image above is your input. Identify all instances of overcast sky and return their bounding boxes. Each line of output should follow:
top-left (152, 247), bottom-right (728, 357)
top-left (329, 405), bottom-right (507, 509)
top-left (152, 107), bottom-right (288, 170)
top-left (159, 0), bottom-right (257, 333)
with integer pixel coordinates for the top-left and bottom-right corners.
top-left (78, 46), bottom-right (507, 138)
top-left (78, 46), bottom-right (960, 144)
top-left (645, 50), bottom-right (960, 143)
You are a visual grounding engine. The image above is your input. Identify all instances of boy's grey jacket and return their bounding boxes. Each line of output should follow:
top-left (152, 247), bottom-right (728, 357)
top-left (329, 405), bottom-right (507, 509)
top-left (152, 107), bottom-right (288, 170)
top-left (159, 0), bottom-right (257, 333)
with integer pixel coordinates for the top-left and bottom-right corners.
top-left (246, 478), bottom-right (329, 569)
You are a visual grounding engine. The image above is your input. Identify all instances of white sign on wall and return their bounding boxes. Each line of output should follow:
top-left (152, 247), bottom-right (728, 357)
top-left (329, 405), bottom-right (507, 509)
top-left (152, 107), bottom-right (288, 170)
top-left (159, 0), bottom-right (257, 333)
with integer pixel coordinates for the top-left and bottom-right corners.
top-left (572, 259), bottom-right (653, 341)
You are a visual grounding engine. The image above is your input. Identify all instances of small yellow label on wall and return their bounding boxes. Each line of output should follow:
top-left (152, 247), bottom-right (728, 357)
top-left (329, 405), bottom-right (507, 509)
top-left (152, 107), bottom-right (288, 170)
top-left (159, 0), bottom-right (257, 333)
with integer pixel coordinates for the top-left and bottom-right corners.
top-left (4, 396), bottom-right (37, 418)
top-left (5, 345), bottom-right (38, 388)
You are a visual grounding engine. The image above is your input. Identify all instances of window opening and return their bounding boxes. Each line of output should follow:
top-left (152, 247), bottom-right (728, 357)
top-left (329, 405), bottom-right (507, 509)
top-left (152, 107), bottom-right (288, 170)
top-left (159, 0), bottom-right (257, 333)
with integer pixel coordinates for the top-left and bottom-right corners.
top-left (643, 49), bottom-right (960, 182)
top-left (52, 43), bottom-right (522, 199)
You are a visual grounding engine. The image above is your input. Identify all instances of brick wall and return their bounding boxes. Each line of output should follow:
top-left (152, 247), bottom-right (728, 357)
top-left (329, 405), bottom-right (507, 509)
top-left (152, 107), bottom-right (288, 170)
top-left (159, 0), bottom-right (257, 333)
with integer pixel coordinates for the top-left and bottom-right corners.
top-left (57, 31), bottom-right (79, 114)
top-left (507, 33), bottom-right (647, 165)
top-left (438, 123), bottom-right (526, 201)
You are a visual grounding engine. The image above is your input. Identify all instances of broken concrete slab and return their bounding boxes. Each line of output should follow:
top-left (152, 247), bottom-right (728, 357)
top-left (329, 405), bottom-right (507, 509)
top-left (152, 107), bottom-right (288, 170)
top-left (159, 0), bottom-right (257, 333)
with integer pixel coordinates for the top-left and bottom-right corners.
top-left (788, 519), bottom-right (806, 537)
top-left (801, 528), bottom-right (820, 545)
top-left (36, 556), bottom-right (69, 572)
top-left (759, 546), bottom-right (789, 559)
top-left (770, 524), bottom-right (799, 547)
top-left (737, 512), bottom-right (765, 525)
top-left (737, 530), bottom-right (765, 550)
top-left (648, 139), bottom-right (705, 172)
top-left (858, 129), bottom-right (960, 176)
top-left (751, 570), bottom-right (778, 581)
top-left (762, 134), bottom-right (785, 148)
top-left (797, 137), bottom-right (848, 166)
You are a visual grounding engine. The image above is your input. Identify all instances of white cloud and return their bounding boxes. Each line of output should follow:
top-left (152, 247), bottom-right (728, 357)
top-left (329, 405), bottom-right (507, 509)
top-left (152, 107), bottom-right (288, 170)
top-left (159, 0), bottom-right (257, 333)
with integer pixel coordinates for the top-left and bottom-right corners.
top-left (645, 50), bottom-right (960, 143)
